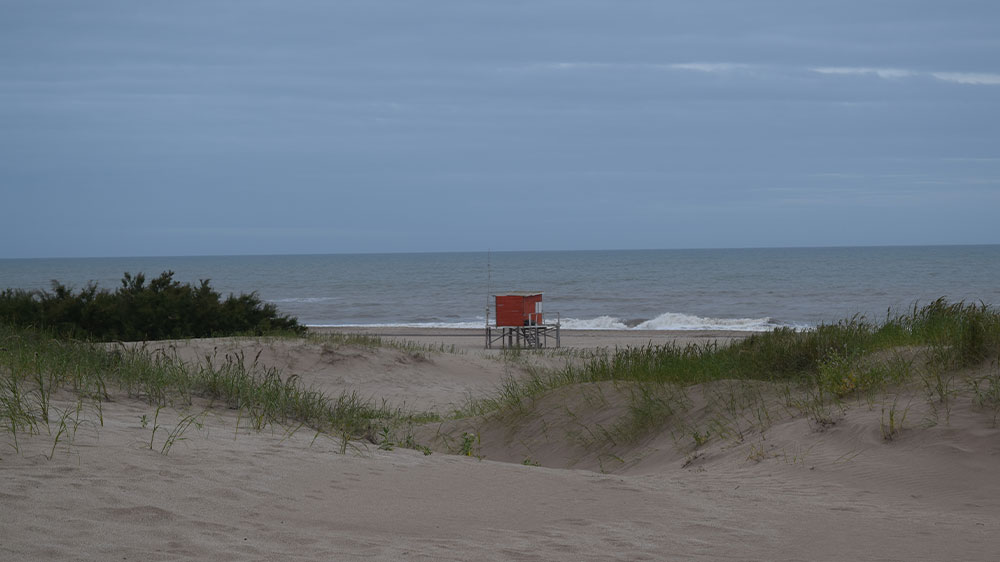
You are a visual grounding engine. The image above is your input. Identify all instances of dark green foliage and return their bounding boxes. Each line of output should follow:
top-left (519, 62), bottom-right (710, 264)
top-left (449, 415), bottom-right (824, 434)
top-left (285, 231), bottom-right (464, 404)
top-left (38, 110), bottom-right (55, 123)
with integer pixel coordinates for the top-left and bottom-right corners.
top-left (888, 298), bottom-right (999, 367)
top-left (0, 271), bottom-right (304, 341)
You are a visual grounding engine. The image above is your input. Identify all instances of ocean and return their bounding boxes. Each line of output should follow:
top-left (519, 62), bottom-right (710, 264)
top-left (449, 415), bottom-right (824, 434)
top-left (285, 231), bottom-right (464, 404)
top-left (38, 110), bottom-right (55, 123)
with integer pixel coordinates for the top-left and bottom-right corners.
top-left (1, 246), bottom-right (998, 331)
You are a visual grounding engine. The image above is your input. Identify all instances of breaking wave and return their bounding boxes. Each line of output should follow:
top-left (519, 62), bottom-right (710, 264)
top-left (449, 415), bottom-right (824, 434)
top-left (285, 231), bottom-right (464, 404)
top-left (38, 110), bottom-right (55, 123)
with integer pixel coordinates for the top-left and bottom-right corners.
top-left (561, 312), bottom-right (788, 331)
top-left (308, 312), bottom-right (809, 331)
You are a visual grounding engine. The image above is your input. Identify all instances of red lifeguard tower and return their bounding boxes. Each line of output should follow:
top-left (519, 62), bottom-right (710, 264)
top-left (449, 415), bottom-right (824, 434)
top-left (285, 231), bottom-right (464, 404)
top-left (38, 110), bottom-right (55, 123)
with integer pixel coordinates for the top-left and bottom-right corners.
top-left (486, 292), bottom-right (560, 349)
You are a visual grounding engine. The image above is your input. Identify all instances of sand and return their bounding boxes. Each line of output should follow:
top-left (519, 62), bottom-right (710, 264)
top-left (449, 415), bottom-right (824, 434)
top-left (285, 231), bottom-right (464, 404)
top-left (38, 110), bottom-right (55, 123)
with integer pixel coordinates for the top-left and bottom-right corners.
top-left (3, 328), bottom-right (999, 560)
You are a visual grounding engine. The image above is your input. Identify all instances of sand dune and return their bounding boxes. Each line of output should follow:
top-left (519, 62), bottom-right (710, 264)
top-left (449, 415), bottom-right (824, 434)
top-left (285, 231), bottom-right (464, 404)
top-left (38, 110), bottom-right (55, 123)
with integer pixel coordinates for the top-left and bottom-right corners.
top-left (3, 329), bottom-right (1000, 560)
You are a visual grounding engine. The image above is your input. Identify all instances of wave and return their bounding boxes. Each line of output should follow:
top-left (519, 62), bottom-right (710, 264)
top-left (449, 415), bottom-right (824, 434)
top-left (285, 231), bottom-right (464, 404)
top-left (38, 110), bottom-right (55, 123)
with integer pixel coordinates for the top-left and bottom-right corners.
top-left (561, 312), bottom-right (789, 331)
top-left (559, 316), bottom-right (631, 330)
top-left (636, 312), bottom-right (782, 331)
top-left (307, 312), bottom-right (810, 331)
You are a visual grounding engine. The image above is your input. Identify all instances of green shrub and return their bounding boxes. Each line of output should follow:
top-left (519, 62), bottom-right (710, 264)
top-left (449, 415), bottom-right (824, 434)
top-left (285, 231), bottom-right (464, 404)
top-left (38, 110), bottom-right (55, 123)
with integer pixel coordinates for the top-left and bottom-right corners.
top-left (0, 271), bottom-right (304, 341)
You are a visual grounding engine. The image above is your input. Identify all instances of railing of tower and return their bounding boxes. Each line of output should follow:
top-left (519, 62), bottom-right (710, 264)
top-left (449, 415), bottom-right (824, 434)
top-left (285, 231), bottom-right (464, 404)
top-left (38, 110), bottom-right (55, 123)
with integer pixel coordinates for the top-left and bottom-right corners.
top-left (487, 311), bottom-right (561, 349)
top-left (526, 311), bottom-right (560, 327)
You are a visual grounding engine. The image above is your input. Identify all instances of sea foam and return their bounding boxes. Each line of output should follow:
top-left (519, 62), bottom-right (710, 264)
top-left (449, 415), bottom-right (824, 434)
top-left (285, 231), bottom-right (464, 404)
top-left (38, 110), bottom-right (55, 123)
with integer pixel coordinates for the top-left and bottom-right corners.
top-left (562, 312), bottom-right (781, 331)
top-left (309, 312), bottom-right (800, 331)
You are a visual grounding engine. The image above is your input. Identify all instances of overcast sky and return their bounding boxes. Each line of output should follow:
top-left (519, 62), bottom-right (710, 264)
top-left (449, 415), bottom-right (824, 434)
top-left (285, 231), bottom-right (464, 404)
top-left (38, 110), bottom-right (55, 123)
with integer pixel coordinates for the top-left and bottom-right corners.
top-left (2, 1), bottom-right (999, 258)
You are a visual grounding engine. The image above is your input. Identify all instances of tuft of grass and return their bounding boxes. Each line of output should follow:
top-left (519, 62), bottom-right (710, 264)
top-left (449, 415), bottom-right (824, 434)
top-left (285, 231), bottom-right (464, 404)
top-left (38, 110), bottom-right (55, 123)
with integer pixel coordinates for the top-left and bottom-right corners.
top-left (969, 357), bottom-right (1000, 427)
top-left (308, 332), bottom-right (464, 356)
top-left (45, 405), bottom-right (75, 460)
top-left (148, 405), bottom-right (165, 450)
top-left (880, 398), bottom-right (911, 441)
top-left (311, 332), bottom-right (385, 349)
top-left (606, 382), bottom-right (689, 445)
top-left (159, 410), bottom-right (205, 455)
top-left (919, 358), bottom-right (958, 424)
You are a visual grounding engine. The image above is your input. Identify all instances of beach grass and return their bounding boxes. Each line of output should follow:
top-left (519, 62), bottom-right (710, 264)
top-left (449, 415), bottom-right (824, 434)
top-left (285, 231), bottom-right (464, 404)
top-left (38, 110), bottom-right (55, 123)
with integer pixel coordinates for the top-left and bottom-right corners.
top-left (468, 300), bottom-right (999, 405)
top-left (450, 299), bottom-right (1000, 454)
top-left (5, 298), bottom-right (1000, 465)
top-left (0, 324), bottom-right (436, 458)
top-left (306, 331), bottom-right (462, 355)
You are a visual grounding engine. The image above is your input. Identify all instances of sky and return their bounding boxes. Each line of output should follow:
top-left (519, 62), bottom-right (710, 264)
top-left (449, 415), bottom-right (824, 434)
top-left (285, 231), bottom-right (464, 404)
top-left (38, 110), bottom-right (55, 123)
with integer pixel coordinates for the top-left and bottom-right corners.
top-left (2, 0), bottom-right (999, 258)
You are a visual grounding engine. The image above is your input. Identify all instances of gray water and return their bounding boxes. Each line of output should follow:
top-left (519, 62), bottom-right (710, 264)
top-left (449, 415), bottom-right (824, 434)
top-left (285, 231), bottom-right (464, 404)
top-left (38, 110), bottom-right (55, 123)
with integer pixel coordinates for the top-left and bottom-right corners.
top-left (1, 246), bottom-right (998, 330)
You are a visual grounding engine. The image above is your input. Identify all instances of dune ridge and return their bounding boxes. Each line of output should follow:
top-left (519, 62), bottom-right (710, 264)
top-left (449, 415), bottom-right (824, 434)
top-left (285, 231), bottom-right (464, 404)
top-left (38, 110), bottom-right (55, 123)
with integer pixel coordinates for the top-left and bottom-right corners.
top-left (3, 324), bottom-right (1000, 560)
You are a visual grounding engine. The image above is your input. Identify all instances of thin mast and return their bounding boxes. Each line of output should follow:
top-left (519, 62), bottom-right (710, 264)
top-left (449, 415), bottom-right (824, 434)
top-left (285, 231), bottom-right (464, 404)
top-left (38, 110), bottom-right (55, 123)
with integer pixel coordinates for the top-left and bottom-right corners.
top-left (485, 249), bottom-right (492, 328)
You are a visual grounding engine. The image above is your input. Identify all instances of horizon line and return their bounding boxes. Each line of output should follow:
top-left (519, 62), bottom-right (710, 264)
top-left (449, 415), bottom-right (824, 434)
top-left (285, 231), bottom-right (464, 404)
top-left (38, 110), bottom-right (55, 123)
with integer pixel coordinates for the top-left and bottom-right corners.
top-left (3, 242), bottom-right (999, 261)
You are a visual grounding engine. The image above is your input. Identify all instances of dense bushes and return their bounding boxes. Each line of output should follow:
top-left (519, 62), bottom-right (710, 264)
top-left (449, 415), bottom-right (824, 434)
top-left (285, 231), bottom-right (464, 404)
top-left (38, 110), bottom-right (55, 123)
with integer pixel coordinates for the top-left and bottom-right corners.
top-left (0, 271), bottom-right (305, 341)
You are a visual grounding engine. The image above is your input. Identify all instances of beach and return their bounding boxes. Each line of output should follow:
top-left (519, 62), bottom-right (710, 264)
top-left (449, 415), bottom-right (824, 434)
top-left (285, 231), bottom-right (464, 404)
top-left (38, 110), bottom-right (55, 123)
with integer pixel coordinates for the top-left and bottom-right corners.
top-left (311, 326), bottom-right (751, 355)
top-left (6, 0), bottom-right (1000, 557)
top-left (3, 327), bottom-right (1000, 560)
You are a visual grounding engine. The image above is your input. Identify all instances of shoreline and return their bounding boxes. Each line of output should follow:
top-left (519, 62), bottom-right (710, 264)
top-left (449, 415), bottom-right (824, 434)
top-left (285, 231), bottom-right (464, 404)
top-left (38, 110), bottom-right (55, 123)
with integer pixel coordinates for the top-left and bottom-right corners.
top-left (308, 326), bottom-right (751, 352)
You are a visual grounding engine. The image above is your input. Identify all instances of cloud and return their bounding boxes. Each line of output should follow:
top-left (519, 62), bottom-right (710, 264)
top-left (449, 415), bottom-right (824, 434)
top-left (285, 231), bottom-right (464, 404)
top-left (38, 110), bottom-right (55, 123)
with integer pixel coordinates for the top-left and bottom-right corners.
top-left (930, 72), bottom-right (1000, 85)
top-left (810, 66), bottom-right (915, 79)
top-left (524, 62), bottom-right (1000, 87)
top-left (812, 66), bottom-right (1000, 86)
top-left (667, 62), bottom-right (753, 73)
top-left (537, 62), bottom-right (610, 70)
top-left (511, 61), bottom-right (754, 74)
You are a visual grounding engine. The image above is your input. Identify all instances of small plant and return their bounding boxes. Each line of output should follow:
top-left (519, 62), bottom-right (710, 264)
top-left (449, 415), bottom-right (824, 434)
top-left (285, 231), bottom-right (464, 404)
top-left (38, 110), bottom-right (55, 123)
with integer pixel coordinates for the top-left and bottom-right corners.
top-left (278, 422), bottom-right (306, 444)
top-left (745, 440), bottom-right (770, 463)
top-left (780, 444), bottom-right (813, 465)
top-left (817, 351), bottom-right (858, 398)
top-left (681, 452), bottom-right (703, 468)
top-left (920, 362), bottom-right (957, 424)
top-left (338, 429), bottom-right (351, 455)
top-left (521, 457), bottom-right (540, 466)
top-left (159, 410), bottom-right (205, 455)
top-left (970, 358), bottom-right (1000, 427)
top-left (691, 429), bottom-right (710, 448)
top-left (458, 432), bottom-right (480, 458)
top-left (1, 376), bottom-right (32, 454)
top-left (792, 381), bottom-right (843, 431)
top-left (335, 429), bottom-right (367, 456)
top-left (46, 406), bottom-right (74, 460)
top-left (377, 427), bottom-right (395, 451)
top-left (880, 398), bottom-right (910, 441)
top-left (597, 453), bottom-right (625, 473)
top-left (148, 405), bottom-right (164, 450)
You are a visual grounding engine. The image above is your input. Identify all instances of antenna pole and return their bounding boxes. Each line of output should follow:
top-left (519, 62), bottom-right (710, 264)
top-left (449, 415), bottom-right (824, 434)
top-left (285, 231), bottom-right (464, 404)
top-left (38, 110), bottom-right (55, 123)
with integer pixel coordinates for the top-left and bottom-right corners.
top-left (486, 250), bottom-right (492, 326)
top-left (485, 250), bottom-right (492, 349)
